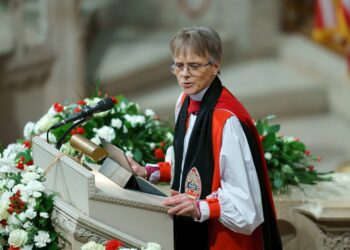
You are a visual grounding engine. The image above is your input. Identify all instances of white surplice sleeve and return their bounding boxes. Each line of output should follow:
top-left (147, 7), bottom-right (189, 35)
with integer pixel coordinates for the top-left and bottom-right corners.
top-left (198, 115), bottom-right (264, 235)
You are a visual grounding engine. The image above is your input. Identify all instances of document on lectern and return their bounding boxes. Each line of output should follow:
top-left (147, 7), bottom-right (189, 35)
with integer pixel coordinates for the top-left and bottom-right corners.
top-left (99, 138), bottom-right (167, 197)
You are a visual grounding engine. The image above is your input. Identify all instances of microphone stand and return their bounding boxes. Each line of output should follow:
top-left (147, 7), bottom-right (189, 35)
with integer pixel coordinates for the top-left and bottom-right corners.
top-left (46, 117), bottom-right (89, 149)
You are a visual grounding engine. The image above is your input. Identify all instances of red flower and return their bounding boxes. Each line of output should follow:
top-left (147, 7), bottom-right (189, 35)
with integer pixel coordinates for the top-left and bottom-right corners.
top-left (111, 96), bottom-right (118, 104)
top-left (0, 219), bottom-right (7, 226)
top-left (75, 127), bottom-right (85, 134)
top-left (304, 150), bottom-right (310, 156)
top-left (77, 100), bottom-right (86, 106)
top-left (105, 239), bottom-right (123, 250)
top-left (22, 140), bottom-right (31, 148)
top-left (19, 156), bottom-right (25, 162)
top-left (74, 107), bottom-right (81, 113)
top-left (71, 127), bottom-right (85, 135)
top-left (7, 191), bottom-right (25, 214)
top-left (154, 148), bottom-right (165, 160)
top-left (53, 102), bottom-right (64, 113)
top-left (26, 160), bottom-right (33, 166)
top-left (308, 166), bottom-right (314, 172)
top-left (9, 246), bottom-right (20, 250)
top-left (160, 141), bottom-right (166, 148)
top-left (16, 161), bottom-right (24, 170)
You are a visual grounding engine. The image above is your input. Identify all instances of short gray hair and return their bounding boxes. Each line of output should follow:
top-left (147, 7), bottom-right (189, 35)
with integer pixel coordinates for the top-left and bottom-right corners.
top-left (170, 26), bottom-right (222, 63)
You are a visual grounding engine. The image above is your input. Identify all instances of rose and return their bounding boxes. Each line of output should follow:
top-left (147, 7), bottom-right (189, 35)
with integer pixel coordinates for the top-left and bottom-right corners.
top-left (34, 113), bottom-right (59, 134)
top-left (105, 239), bottom-right (123, 250)
top-left (8, 229), bottom-right (28, 247)
top-left (141, 242), bottom-right (162, 250)
top-left (0, 199), bottom-right (9, 220)
top-left (93, 126), bottom-right (116, 142)
top-left (81, 241), bottom-right (105, 250)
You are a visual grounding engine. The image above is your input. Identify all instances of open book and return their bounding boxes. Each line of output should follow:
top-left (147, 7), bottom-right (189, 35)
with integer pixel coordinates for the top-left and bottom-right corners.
top-left (99, 138), bottom-right (167, 197)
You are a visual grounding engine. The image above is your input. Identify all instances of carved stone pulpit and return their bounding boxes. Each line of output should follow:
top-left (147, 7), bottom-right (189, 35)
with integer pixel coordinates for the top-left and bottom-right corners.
top-left (32, 136), bottom-right (173, 250)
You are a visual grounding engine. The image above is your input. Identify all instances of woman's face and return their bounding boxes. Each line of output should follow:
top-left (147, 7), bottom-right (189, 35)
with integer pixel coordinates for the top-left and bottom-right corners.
top-left (172, 51), bottom-right (220, 96)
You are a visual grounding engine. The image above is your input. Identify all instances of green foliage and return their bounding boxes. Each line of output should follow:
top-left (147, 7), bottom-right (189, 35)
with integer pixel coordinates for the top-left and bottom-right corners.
top-left (256, 115), bottom-right (331, 194)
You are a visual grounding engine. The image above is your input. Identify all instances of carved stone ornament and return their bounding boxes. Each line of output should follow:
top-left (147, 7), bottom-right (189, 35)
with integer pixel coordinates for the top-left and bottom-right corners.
top-left (321, 231), bottom-right (350, 250)
top-left (177, 0), bottom-right (212, 18)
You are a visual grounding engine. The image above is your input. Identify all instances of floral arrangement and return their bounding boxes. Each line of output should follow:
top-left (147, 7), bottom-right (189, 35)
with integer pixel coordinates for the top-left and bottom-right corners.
top-left (0, 92), bottom-right (173, 249)
top-left (0, 144), bottom-right (58, 249)
top-left (22, 93), bottom-right (173, 165)
top-left (256, 115), bottom-right (331, 194)
top-left (81, 239), bottom-right (161, 250)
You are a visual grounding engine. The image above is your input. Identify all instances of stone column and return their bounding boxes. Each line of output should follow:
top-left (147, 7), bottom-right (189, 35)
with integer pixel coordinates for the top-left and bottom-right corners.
top-left (44, 0), bottom-right (85, 107)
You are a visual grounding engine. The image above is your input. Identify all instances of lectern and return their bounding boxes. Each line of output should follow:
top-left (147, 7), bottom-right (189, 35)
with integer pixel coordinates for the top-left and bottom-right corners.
top-left (32, 136), bottom-right (173, 250)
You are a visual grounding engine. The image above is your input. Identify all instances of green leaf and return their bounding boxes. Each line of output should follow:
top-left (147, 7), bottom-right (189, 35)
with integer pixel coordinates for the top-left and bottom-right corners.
top-left (262, 133), bottom-right (276, 151)
top-left (269, 124), bottom-right (280, 133)
top-left (282, 164), bottom-right (294, 174)
top-left (133, 148), bottom-right (143, 162)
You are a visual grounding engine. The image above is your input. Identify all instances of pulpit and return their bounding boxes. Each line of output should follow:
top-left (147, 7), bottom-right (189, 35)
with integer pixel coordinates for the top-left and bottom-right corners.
top-left (32, 136), bottom-right (173, 250)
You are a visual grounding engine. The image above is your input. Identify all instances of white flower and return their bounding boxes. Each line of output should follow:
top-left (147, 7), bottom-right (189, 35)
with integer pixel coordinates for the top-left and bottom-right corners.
top-left (264, 152), bottom-right (272, 160)
top-left (7, 214), bottom-right (22, 227)
top-left (39, 132), bottom-right (57, 144)
top-left (166, 132), bottom-right (173, 142)
top-left (81, 241), bottom-right (105, 250)
top-left (23, 122), bottom-right (36, 140)
top-left (32, 191), bottom-right (42, 198)
top-left (0, 165), bottom-right (14, 173)
top-left (125, 151), bottom-right (133, 158)
top-left (8, 229), bottom-right (28, 247)
top-left (283, 136), bottom-right (296, 143)
top-left (7, 179), bottom-right (15, 189)
top-left (142, 242), bottom-right (162, 250)
top-left (47, 105), bottom-right (58, 116)
top-left (60, 142), bottom-right (76, 155)
top-left (18, 212), bottom-right (27, 221)
top-left (149, 143), bottom-right (155, 150)
top-left (119, 102), bottom-right (127, 111)
top-left (0, 199), bottom-right (9, 220)
top-left (27, 197), bottom-right (37, 208)
top-left (1, 143), bottom-right (26, 165)
top-left (22, 245), bottom-right (33, 250)
top-left (24, 207), bottom-right (37, 219)
top-left (123, 125), bottom-right (128, 134)
top-left (94, 126), bottom-right (115, 142)
top-left (144, 109), bottom-right (155, 117)
top-left (91, 136), bottom-right (101, 145)
top-left (23, 221), bottom-right (33, 229)
top-left (39, 212), bottom-right (49, 218)
top-left (33, 231), bottom-right (51, 248)
top-left (26, 180), bottom-right (45, 194)
top-left (111, 118), bottom-right (123, 129)
top-left (124, 114), bottom-right (145, 128)
top-left (84, 97), bottom-right (100, 107)
top-left (21, 172), bottom-right (39, 184)
top-left (34, 114), bottom-right (59, 134)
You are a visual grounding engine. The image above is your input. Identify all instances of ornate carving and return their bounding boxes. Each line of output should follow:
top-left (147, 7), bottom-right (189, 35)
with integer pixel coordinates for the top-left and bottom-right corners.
top-left (51, 208), bottom-right (77, 234)
top-left (91, 193), bottom-right (168, 213)
top-left (57, 235), bottom-right (72, 250)
top-left (74, 225), bottom-right (109, 244)
top-left (321, 231), bottom-right (350, 249)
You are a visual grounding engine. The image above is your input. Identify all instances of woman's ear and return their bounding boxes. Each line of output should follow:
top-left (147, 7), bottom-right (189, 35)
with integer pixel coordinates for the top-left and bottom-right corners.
top-left (212, 62), bottom-right (221, 76)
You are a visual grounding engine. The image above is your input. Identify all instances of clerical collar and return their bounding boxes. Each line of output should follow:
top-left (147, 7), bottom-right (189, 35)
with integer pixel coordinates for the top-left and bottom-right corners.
top-left (189, 86), bottom-right (209, 101)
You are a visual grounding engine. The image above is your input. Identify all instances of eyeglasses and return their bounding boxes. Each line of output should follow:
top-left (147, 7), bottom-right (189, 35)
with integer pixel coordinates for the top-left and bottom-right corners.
top-left (170, 61), bottom-right (212, 75)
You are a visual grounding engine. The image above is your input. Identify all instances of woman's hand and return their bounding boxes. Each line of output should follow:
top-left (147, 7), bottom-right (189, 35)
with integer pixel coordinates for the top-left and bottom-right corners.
top-left (127, 157), bottom-right (147, 178)
top-left (161, 193), bottom-right (200, 219)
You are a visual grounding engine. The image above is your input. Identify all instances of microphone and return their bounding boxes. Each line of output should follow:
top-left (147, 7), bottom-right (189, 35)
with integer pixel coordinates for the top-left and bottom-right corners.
top-left (51, 97), bottom-right (115, 129)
